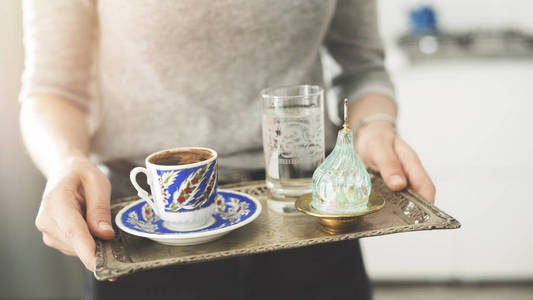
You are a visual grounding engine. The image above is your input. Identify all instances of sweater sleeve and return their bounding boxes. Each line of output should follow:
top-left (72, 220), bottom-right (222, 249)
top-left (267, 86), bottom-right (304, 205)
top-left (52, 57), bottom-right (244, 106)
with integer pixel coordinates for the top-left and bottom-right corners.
top-left (324, 0), bottom-right (395, 112)
top-left (20, 0), bottom-right (96, 110)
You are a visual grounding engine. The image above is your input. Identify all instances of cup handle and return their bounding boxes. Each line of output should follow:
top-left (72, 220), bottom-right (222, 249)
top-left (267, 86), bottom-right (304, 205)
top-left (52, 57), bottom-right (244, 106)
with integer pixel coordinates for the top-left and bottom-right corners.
top-left (129, 167), bottom-right (156, 210)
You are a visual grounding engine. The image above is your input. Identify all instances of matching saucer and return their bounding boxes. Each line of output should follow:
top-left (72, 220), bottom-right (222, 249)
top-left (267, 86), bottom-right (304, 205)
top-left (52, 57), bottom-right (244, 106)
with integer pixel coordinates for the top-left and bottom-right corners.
top-left (115, 189), bottom-right (262, 246)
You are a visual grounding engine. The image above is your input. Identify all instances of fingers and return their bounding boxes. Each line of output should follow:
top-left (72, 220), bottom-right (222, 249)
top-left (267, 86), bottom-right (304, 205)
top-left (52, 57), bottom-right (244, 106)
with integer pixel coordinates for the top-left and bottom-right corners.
top-left (36, 206), bottom-right (76, 256)
top-left (394, 137), bottom-right (436, 203)
top-left (46, 189), bottom-right (98, 271)
top-left (82, 169), bottom-right (115, 240)
top-left (36, 159), bottom-right (114, 272)
top-left (355, 125), bottom-right (435, 202)
top-left (42, 233), bottom-right (76, 256)
top-left (368, 138), bottom-right (408, 191)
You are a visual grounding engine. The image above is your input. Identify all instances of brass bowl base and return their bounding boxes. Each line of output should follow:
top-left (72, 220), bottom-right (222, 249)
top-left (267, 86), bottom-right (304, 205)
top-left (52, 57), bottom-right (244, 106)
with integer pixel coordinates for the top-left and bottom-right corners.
top-left (317, 216), bottom-right (364, 234)
top-left (295, 192), bottom-right (385, 234)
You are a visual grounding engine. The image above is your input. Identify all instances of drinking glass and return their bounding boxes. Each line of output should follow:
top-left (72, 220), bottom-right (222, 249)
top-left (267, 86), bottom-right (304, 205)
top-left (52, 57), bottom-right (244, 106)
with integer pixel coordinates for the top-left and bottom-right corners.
top-left (261, 85), bottom-right (325, 212)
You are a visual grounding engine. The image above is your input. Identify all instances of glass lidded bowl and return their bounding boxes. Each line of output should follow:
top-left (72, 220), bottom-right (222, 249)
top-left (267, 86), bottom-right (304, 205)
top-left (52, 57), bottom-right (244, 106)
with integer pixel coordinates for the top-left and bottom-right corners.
top-left (311, 100), bottom-right (371, 214)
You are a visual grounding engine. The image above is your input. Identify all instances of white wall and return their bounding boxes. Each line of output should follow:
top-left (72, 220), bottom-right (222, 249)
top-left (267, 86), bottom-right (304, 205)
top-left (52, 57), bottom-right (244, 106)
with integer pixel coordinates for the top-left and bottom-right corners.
top-left (361, 0), bottom-right (533, 281)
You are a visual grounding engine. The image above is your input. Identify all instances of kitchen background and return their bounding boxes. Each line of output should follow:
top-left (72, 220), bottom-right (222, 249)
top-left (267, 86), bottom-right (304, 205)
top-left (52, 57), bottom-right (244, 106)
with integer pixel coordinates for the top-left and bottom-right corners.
top-left (1, 0), bottom-right (532, 299)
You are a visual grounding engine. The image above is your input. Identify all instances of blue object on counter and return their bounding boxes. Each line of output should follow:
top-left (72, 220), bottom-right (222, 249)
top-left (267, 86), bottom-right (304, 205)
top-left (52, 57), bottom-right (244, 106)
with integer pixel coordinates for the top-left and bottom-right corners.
top-left (409, 5), bottom-right (438, 34)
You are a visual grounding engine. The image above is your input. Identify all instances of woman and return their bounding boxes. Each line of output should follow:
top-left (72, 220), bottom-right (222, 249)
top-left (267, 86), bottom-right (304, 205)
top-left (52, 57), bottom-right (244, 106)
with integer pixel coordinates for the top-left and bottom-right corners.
top-left (20, 0), bottom-right (435, 299)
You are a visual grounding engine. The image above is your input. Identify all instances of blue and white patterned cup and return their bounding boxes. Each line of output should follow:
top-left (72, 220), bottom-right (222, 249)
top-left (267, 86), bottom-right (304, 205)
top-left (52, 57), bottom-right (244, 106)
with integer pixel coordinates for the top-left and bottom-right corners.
top-left (130, 147), bottom-right (218, 230)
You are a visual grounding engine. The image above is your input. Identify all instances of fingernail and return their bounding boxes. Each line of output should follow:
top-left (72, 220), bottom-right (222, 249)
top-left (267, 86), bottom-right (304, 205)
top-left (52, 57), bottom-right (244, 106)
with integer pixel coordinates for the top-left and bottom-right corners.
top-left (390, 175), bottom-right (405, 187)
top-left (98, 221), bottom-right (113, 232)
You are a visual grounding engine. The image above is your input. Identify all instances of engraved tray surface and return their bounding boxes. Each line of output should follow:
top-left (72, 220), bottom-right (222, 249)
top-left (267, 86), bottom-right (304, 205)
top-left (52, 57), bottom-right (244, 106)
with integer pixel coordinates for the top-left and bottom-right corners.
top-left (95, 173), bottom-right (461, 280)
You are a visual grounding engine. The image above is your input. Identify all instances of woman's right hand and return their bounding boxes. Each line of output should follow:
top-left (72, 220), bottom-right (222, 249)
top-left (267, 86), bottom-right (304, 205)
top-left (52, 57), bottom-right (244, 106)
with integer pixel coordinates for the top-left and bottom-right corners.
top-left (35, 157), bottom-right (115, 271)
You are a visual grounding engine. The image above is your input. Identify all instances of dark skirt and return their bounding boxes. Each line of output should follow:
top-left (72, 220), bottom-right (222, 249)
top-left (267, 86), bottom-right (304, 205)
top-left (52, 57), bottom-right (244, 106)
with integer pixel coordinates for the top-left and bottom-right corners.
top-left (86, 165), bottom-right (371, 300)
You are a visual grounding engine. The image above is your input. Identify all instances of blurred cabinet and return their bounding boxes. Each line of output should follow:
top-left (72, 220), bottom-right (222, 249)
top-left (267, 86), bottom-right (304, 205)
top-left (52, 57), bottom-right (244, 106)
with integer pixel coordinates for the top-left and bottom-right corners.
top-left (362, 58), bottom-right (533, 280)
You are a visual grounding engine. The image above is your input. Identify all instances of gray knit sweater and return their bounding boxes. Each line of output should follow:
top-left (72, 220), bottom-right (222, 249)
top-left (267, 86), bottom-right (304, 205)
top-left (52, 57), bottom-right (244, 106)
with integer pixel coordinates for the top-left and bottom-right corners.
top-left (21, 0), bottom-right (394, 168)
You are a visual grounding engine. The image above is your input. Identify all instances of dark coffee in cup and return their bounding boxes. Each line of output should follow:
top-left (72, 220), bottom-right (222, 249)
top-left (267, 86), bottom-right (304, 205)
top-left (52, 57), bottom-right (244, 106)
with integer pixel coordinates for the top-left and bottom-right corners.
top-left (149, 148), bottom-right (213, 166)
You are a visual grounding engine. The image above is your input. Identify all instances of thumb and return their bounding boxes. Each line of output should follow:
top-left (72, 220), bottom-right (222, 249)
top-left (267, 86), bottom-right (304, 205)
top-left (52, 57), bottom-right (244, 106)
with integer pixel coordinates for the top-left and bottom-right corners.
top-left (82, 170), bottom-right (115, 240)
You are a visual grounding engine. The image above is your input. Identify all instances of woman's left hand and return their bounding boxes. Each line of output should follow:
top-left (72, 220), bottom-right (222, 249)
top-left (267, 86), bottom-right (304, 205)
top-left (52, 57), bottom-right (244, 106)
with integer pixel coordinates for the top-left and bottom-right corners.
top-left (354, 121), bottom-right (436, 203)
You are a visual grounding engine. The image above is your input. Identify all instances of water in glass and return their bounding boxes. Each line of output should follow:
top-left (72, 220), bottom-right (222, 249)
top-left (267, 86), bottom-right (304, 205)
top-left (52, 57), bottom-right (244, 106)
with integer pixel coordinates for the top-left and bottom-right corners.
top-left (262, 85), bottom-right (325, 204)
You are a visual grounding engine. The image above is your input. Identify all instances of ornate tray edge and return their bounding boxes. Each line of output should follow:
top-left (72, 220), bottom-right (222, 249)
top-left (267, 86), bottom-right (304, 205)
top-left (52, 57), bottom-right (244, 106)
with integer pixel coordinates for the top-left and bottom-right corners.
top-left (95, 214), bottom-right (460, 281)
top-left (95, 178), bottom-right (461, 280)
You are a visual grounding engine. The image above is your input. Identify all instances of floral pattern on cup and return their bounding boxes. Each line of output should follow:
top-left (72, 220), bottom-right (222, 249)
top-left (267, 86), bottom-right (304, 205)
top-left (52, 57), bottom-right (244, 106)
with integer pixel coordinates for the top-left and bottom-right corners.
top-left (156, 161), bottom-right (217, 212)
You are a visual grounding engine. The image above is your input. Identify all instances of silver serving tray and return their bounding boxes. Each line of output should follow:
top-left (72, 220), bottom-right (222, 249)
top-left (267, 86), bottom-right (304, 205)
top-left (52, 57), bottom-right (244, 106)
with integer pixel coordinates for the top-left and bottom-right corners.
top-left (95, 172), bottom-right (460, 280)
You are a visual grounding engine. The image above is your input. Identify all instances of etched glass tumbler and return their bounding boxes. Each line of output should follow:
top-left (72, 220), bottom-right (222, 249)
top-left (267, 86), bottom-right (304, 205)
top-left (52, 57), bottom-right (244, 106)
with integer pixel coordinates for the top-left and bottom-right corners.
top-left (261, 85), bottom-right (325, 207)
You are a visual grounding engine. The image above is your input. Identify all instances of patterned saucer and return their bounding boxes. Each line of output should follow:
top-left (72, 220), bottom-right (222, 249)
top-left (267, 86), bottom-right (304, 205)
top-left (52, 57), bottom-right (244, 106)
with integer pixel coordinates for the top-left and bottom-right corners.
top-left (115, 189), bottom-right (262, 246)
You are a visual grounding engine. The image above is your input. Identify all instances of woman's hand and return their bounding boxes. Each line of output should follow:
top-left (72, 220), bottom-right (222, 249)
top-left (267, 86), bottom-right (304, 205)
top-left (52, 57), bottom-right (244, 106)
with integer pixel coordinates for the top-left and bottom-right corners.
top-left (35, 157), bottom-right (115, 271)
top-left (354, 121), bottom-right (436, 203)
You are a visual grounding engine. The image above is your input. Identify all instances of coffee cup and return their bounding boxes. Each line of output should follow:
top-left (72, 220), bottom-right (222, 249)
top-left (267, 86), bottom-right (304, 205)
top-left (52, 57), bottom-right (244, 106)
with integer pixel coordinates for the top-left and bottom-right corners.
top-left (130, 147), bottom-right (218, 230)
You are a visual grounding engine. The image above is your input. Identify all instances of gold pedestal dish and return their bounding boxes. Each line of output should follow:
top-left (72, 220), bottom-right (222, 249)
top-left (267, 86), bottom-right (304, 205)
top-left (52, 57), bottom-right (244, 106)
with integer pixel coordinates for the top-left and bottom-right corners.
top-left (295, 191), bottom-right (386, 234)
